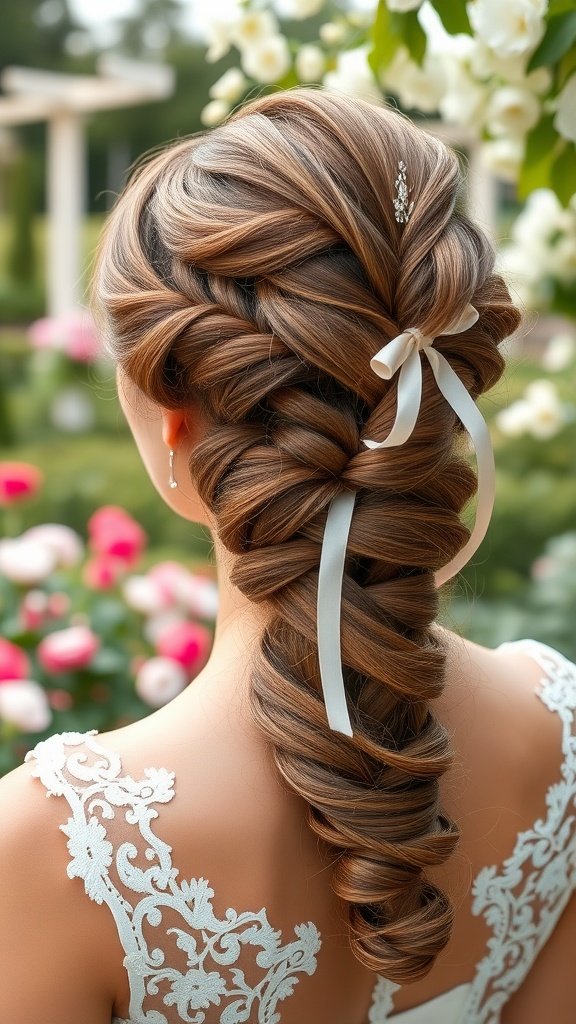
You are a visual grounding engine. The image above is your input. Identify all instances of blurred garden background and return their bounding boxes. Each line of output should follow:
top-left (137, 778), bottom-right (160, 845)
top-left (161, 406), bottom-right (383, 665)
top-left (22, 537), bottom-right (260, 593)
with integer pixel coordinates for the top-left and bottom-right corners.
top-left (0, 0), bottom-right (575, 774)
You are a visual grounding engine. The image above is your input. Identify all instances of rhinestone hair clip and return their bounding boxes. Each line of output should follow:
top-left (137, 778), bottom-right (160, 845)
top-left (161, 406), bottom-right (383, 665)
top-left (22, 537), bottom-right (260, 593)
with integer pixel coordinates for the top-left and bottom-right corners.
top-left (393, 160), bottom-right (413, 224)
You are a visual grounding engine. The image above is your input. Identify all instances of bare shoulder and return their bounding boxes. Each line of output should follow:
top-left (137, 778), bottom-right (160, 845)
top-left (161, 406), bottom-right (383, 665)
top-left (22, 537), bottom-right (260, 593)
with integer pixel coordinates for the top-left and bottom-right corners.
top-left (437, 629), bottom-right (573, 820)
top-left (0, 753), bottom-right (119, 1024)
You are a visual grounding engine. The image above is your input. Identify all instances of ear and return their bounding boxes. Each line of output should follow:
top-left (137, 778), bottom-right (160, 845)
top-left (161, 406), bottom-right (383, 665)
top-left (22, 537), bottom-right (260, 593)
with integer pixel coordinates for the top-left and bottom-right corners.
top-left (160, 409), bottom-right (191, 450)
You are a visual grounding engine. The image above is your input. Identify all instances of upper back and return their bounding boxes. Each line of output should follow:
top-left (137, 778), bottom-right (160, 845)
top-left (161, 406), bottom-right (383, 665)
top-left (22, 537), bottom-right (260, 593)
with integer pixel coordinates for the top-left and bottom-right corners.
top-left (16, 635), bottom-right (576, 1023)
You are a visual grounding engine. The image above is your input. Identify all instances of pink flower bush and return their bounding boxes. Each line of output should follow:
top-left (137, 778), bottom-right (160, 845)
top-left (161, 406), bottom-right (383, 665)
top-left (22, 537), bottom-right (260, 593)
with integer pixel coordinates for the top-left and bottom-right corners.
top-left (37, 625), bottom-right (100, 674)
top-left (0, 639), bottom-right (30, 682)
top-left (88, 506), bottom-right (147, 568)
top-left (83, 554), bottom-right (126, 591)
top-left (155, 620), bottom-right (212, 673)
top-left (0, 501), bottom-right (217, 771)
top-left (0, 462), bottom-right (43, 506)
top-left (28, 310), bottom-right (101, 364)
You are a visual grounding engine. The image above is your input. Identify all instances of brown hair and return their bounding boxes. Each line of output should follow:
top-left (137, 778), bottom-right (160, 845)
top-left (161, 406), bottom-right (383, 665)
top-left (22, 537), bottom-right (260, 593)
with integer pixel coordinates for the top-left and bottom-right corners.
top-left (93, 88), bottom-right (520, 984)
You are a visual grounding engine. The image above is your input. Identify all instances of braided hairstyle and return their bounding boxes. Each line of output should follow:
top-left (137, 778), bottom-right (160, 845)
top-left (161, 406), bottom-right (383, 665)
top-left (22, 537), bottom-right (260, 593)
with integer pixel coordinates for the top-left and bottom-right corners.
top-left (93, 88), bottom-right (521, 984)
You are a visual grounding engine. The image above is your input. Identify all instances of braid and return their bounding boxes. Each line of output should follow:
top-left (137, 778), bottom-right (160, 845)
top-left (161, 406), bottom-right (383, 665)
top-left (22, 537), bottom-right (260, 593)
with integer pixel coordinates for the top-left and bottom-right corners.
top-left (93, 88), bottom-right (521, 984)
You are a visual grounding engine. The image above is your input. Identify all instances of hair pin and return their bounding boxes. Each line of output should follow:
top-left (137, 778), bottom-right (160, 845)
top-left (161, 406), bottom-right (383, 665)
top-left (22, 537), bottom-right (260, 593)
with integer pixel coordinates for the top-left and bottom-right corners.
top-left (394, 160), bottom-right (414, 224)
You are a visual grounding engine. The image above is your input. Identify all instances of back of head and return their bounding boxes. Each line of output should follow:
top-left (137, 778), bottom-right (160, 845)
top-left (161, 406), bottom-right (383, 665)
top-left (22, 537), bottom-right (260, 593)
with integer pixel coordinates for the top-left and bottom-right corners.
top-left (93, 87), bottom-right (521, 984)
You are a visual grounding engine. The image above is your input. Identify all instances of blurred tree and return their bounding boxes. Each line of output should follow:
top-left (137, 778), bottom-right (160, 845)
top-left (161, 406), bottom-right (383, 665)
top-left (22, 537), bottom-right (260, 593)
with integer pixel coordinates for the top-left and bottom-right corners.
top-left (6, 152), bottom-right (39, 284)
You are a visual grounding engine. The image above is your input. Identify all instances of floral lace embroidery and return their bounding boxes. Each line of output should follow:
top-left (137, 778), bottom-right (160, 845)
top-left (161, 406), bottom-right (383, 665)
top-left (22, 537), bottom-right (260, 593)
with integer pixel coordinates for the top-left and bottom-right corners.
top-left (368, 977), bottom-right (400, 1021)
top-left (25, 730), bottom-right (322, 1024)
top-left (460, 640), bottom-right (576, 1022)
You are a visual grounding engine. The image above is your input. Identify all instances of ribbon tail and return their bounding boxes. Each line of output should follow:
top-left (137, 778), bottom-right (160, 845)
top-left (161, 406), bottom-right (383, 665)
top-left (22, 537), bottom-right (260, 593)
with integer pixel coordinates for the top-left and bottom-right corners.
top-left (317, 489), bottom-right (356, 737)
top-left (362, 350), bottom-right (422, 450)
top-left (426, 351), bottom-right (496, 587)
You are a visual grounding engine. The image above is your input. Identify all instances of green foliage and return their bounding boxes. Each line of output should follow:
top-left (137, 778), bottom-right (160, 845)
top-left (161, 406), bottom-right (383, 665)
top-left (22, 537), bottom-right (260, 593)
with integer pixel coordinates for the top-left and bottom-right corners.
top-left (528, 11), bottom-right (576, 71)
top-left (5, 153), bottom-right (38, 285)
top-left (430, 0), bottom-right (471, 35)
top-left (519, 116), bottom-right (560, 197)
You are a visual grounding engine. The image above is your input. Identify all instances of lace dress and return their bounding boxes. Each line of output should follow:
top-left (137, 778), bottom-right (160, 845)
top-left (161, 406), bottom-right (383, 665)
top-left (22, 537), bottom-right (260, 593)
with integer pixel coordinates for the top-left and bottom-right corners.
top-left (25, 639), bottom-right (576, 1024)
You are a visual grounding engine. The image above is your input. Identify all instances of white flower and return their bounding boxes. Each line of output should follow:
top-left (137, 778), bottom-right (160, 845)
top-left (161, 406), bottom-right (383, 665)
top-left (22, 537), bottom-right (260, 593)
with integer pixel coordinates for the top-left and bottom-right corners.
top-left (554, 74), bottom-right (576, 143)
top-left (496, 399), bottom-right (533, 437)
top-left (506, 189), bottom-right (576, 281)
top-left (231, 11), bottom-right (280, 51)
top-left (0, 680), bottom-right (52, 733)
top-left (135, 657), bottom-right (188, 708)
top-left (468, 0), bottom-right (547, 59)
top-left (524, 379), bottom-right (568, 439)
top-left (122, 575), bottom-right (169, 617)
top-left (382, 46), bottom-right (445, 113)
top-left (486, 85), bottom-right (540, 137)
top-left (547, 233), bottom-right (576, 283)
top-left (241, 34), bottom-right (291, 83)
top-left (295, 44), bottom-right (325, 82)
top-left (324, 46), bottom-right (382, 104)
top-left (438, 52), bottom-right (486, 127)
top-left (541, 333), bottom-right (576, 372)
top-left (22, 524), bottom-right (83, 568)
top-left (274, 0), bottom-right (326, 17)
top-left (482, 137), bottom-right (525, 182)
top-left (387, 0), bottom-right (423, 9)
top-left (209, 68), bottom-right (248, 103)
top-left (201, 0), bottom-right (242, 62)
top-left (497, 241), bottom-right (540, 305)
top-left (200, 99), bottom-right (230, 127)
top-left (319, 21), bottom-right (347, 45)
top-left (172, 575), bottom-right (219, 620)
top-left (0, 537), bottom-right (56, 585)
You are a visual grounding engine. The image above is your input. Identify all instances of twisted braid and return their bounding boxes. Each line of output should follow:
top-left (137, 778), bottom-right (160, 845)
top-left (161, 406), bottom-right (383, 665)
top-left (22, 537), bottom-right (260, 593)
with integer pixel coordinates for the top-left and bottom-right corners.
top-left (93, 89), bottom-right (521, 984)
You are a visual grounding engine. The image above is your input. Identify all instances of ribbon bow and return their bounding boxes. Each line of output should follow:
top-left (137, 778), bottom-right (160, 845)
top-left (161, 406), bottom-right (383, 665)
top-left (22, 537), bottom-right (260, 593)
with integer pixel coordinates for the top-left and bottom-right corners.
top-left (317, 303), bottom-right (495, 738)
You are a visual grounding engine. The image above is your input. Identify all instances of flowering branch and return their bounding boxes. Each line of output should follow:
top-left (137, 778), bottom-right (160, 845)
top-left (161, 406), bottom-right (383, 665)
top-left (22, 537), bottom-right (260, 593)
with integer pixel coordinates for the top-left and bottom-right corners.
top-left (198, 0), bottom-right (576, 205)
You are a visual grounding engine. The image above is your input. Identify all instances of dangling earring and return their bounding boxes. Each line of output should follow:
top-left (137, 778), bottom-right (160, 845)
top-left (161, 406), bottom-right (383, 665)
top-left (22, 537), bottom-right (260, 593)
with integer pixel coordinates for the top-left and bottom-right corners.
top-left (168, 449), bottom-right (178, 489)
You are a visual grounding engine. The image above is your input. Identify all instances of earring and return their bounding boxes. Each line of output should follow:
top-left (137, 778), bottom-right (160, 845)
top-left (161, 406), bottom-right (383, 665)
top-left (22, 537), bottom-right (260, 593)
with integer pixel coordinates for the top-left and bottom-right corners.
top-left (168, 449), bottom-right (178, 489)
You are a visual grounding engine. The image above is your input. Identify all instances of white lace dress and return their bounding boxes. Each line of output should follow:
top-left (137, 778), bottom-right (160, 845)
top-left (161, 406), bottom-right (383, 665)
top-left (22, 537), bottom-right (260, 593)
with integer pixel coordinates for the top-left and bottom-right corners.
top-left (25, 639), bottom-right (576, 1024)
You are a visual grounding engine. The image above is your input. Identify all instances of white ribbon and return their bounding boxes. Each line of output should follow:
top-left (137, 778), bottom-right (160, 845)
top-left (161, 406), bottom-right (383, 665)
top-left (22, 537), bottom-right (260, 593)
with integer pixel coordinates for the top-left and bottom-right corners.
top-left (317, 303), bottom-right (493, 738)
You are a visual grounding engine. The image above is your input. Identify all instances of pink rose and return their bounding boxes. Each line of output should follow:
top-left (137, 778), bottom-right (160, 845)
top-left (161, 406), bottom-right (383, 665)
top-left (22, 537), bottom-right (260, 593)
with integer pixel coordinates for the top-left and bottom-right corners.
top-left (28, 311), bottom-right (100, 364)
top-left (20, 590), bottom-right (50, 631)
top-left (37, 625), bottom-right (100, 674)
top-left (83, 554), bottom-right (125, 590)
top-left (155, 620), bottom-right (212, 674)
top-left (148, 561), bottom-right (191, 602)
top-left (88, 505), bottom-right (146, 567)
top-left (0, 462), bottom-right (43, 506)
top-left (0, 638), bottom-right (30, 682)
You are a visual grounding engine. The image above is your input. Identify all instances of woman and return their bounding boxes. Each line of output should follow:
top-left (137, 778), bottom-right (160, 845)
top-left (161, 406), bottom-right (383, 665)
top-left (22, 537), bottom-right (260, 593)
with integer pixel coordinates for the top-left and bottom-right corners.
top-left (0, 89), bottom-right (575, 1024)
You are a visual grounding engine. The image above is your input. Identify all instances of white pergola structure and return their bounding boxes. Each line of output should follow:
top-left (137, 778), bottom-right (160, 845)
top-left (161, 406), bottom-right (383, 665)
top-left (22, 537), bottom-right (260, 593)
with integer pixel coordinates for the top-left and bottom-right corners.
top-left (0, 57), bottom-right (174, 316)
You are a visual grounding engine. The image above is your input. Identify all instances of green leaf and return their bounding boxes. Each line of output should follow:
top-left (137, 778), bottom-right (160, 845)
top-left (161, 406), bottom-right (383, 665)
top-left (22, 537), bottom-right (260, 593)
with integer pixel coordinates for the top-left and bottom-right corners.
top-left (557, 46), bottom-right (576, 90)
top-left (550, 142), bottom-right (576, 205)
top-left (368, 1), bottom-right (401, 76)
top-left (548, 0), bottom-right (576, 15)
top-left (402, 10), bottom-right (427, 66)
top-left (518, 115), bottom-right (560, 198)
top-left (528, 12), bottom-right (576, 71)
top-left (430, 0), bottom-right (472, 35)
